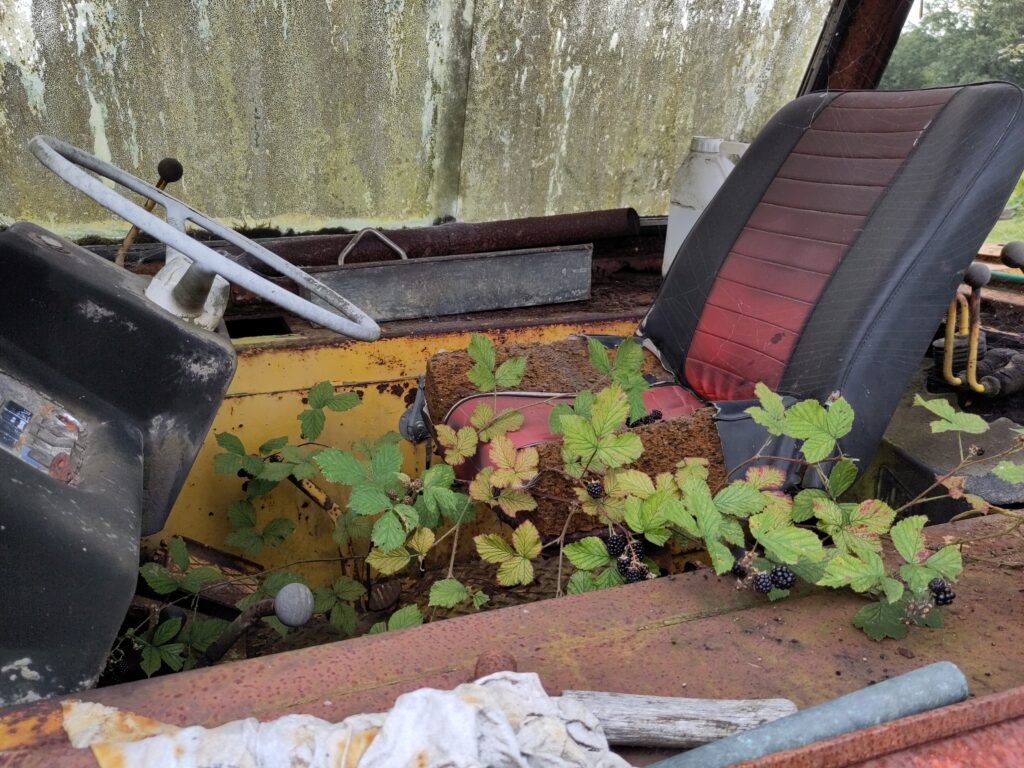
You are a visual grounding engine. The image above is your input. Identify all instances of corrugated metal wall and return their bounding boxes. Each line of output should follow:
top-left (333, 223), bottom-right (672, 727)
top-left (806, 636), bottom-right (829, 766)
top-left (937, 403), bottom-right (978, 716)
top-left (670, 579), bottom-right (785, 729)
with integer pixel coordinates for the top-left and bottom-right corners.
top-left (0, 0), bottom-right (830, 236)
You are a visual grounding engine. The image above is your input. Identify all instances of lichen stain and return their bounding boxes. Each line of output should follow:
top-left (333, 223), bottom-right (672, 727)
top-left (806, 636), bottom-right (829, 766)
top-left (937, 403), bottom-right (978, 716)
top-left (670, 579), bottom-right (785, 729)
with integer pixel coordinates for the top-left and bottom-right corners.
top-left (1, 0), bottom-right (829, 236)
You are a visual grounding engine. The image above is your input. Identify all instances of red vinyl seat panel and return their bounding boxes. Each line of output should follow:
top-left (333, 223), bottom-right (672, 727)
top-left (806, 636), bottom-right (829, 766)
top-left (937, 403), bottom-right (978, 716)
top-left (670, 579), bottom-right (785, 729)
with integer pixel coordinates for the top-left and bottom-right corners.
top-left (442, 385), bottom-right (704, 480)
top-left (683, 89), bottom-right (956, 402)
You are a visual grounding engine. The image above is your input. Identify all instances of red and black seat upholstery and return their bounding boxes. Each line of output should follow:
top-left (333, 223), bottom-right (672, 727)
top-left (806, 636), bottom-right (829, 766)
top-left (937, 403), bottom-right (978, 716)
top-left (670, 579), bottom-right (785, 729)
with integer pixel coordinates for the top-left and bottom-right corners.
top-left (430, 83), bottom-right (1024, 483)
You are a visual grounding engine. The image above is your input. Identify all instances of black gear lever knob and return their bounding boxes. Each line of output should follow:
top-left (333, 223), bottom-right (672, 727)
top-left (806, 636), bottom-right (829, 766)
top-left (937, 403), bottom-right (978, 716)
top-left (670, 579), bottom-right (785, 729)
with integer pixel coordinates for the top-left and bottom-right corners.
top-left (1001, 241), bottom-right (1024, 271)
top-left (964, 261), bottom-right (992, 289)
top-left (156, 157), bottom-right (184, 184)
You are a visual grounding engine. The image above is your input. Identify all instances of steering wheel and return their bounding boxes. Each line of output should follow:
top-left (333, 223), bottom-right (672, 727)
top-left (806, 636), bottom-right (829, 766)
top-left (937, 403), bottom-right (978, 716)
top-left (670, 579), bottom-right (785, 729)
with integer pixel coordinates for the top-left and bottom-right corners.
top-left (29, 135), bottom-right (381, 341)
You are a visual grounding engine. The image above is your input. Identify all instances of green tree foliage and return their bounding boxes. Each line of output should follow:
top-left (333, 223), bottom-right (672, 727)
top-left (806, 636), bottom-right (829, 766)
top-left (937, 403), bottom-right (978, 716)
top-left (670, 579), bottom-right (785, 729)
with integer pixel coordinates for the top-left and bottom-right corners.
top-left (882, 0), bottom-right (1024, 89)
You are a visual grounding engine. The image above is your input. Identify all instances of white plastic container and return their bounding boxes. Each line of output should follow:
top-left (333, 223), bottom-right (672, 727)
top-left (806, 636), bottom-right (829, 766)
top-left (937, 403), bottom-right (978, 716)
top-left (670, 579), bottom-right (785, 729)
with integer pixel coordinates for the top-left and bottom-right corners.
top-left (663, 136), bottom-right (736, 276)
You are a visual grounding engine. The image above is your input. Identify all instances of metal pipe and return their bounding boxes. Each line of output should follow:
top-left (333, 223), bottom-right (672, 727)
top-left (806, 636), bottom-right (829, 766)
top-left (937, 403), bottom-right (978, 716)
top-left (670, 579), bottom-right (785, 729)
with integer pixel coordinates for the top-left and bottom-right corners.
top-left (943, 299), bottom-right (963, 386)
top-left (648, 662), bottom-right (968, 768)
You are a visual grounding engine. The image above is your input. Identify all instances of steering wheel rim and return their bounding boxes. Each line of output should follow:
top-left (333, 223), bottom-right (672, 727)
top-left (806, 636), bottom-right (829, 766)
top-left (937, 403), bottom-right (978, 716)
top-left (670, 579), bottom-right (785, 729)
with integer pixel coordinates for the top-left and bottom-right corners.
top-left (29, 135), bottom-right (381, 341)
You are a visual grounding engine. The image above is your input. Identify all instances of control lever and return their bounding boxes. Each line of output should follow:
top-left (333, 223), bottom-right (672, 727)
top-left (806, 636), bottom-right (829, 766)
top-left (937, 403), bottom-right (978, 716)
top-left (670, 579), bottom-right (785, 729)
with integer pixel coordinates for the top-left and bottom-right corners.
top-left (962, 262), bottom-right (991, 393)
top-left (1002, 241), bottom-right (1024, 272)
top-left (194, 582), bottom-right (314, 668)
top-left (114, 157), bottom-right (184, 267)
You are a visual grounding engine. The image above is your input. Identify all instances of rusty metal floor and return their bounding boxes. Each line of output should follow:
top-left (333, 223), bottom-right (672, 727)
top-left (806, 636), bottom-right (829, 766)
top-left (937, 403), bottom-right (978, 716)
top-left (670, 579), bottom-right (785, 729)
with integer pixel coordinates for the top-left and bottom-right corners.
top-left (2, 515), bottom-right (1022, 766)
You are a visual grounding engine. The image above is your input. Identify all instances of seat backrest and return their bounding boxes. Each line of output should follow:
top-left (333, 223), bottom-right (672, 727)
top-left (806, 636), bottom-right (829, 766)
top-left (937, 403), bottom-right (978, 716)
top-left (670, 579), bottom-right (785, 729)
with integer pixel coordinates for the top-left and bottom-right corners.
top-left (640, 82), bottom-right (1024, 465)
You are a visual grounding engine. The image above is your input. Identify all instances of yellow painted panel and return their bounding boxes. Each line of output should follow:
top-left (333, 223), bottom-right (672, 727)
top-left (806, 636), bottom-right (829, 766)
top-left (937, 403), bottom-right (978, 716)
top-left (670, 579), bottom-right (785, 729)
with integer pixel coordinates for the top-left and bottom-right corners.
top-left (150, 320), bottom-right (638, 586)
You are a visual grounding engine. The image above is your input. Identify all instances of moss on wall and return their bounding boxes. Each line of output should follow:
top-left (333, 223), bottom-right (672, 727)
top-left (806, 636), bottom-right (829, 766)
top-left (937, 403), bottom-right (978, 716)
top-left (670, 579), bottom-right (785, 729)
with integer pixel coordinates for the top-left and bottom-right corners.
top-left (0, 0), bottom-right (829, 236)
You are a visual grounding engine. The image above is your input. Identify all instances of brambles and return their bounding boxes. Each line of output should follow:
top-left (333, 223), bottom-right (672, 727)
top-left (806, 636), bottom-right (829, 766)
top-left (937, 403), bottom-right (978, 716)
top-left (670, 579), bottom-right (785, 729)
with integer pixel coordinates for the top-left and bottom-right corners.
top-left (753, 573), bottom-right (774, 594)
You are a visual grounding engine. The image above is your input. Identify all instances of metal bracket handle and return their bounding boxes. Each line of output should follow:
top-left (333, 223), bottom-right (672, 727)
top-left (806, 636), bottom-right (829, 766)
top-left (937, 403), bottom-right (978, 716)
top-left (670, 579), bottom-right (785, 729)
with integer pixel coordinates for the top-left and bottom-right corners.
top-left (338, 227), bottom-right (408, 265)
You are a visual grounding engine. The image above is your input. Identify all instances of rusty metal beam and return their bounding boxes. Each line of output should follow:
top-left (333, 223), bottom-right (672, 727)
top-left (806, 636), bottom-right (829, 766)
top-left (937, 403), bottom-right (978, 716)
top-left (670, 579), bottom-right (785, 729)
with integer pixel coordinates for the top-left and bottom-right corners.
top-left (739, 685), bottom-right (1024, 767)
top-left (800, 0), bottom-right (914, 94)
top-left (2, 515), bottom-right (1023, 767)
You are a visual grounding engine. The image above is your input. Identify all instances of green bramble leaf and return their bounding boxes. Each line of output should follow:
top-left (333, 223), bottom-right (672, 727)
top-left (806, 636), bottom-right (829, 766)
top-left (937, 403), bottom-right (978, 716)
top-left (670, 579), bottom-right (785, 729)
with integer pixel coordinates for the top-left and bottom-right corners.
top-left (467, 334), bottom-right (496, 371)
top-left (429, 578), bottom-right (470, 608)
top-left (259, 461), bottom-right (296, 482)
top-left (213, 452), bottom-right (245, 475)
top-left (745, 382), bottom-right (787, 436)
top-left (494, 356), bottom-right (527, 388)
top-left (828, 459), bottom-right (858, 498)
top-left (180, 566), bottom-right (221, 594)
top-left (475, 533), bottom-right (517, 564)
top-left (900, 562), bottom-right (938, 593)
top-left (168, 537), bottom-right (189, 572)
top-left (592, 566), bottom-right (622, 589)
top-left (348, 485), bottom-right (392, 516)
top-left (548, 403), bottom-right (574, 435)
top-left (315, 448), bottom-right (367, 485)
top-left (612, 337), bottom-right (644, 378)
top-left (468, 363), bottom-right (496, 392)
top-left (994, 461), bottom-right (1024, 484)
top-left (371, 440), bottom-right (403, 483)
top-left (224, 527), bottom-right (263, 553)
top-left (325, 391), bottom-right (361, 413)
top-left (313, 586), bottom-right (336, 614)
top-left (262, 616), bottom-right (290, 638)
top-left (216, 432), bottom-right (246, 455)
top-left (705, 540), bottom-right (735, 575)
top-left (590, 385), bottom-right (630, 437)
top-left (298, 408), bottom-right (326, 440)
top-left (307, 381), bottom-right (335, 409)
top-left (182, 618), bottom-right (228, 653)
top-left (713, 482), bottom-right (766, 518)
top-left (140, 563), bottom-right (180, 595)
top-left (784, 397), bottom-right (853, 463)
top-left (371, 511), bottom-right (406, 551)
top-left (792, 488), bottom-right (828, 523)
top-left (853, 600), bottom-right (908, 641)
top-left (587, 338), bottom-right (612, 376)
top-left (472, 591), bottom-right (490, 609)
top-left (926, 545), bottom-right (962, 581)
top-left (567, 570), bottom-right (597, 594)
top-left (331, 575), bottom-right (366, 602)
top-left (890, 515), bottom-right (927, 564)
top-left (368, 621), bottom-right (388, 635)
top-left (387, 604), bottom-right (424, 631)
top-left (153, 618), bottom-right (182, 646)
top-left (329, 602), bottom-right (358, 636)
top-left (140, 646), bottom-right (162, 677)
top-left (913, 395), bottom-right (988, 434)
top-left (258, 436), bottom-right (289, 456)
top-left (497, 556), bottom-right (534, 586)
top-left (564, 537), bottom-right (611, 570)
top-left (435, 424), bottom-right (478, 466)
top-left (366, 546), bottom-right (412, 575)
top-left (512, 521), bottom-right (542, 559)
top-left (756, 526), bottom-right (826, 565)
top-left (817, 550), bottom-right (884, 592)
top-left (881, 577), bottom-right (905, 604)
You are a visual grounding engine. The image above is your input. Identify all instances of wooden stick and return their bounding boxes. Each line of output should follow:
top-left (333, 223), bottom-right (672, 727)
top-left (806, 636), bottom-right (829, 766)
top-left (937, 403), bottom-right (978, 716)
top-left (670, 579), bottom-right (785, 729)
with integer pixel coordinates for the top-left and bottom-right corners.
top-left (558, 690), bottom-right (797, 749)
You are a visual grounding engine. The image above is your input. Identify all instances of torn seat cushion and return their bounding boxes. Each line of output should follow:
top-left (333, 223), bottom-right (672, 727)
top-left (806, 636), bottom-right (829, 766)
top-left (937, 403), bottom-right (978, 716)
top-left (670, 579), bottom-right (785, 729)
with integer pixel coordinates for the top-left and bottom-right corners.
top-left (424, 338), bottom-right (724, 537)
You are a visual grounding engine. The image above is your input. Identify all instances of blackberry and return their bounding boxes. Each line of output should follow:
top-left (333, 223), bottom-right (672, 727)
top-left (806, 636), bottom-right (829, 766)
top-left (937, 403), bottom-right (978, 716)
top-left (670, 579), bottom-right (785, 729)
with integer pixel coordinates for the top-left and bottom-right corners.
top-left (928, 577), bottom-right (947, 594)
top-left (753, 573), bottom-right (773, 594)
top-left (731, 561), bottom-right (747, 579)
top-left (616, 556), bottom-right (631, 577)
top-left (770, 565), bottom-right (796, 590)
top-left (624, 563), bottom-right (650, 583)
top-left (933, 587), bottom-right (956, 606)
top-left (625, 539), bottom-right (645, 559)
top-left (585, 481), bottom-right (605, 499)
top-left (606, 534), bottom-right (627, 558)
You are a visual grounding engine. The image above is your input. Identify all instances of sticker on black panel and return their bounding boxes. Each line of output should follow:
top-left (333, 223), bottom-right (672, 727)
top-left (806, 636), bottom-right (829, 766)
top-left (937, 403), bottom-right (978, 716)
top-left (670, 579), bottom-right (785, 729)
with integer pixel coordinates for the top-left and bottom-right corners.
top-left (0, 401), bottom-right (32, 448)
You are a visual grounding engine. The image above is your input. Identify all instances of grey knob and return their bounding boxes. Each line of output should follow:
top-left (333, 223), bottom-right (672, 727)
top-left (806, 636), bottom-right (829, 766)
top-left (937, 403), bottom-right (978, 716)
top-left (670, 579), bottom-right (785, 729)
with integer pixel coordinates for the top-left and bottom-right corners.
top-left (964, 261), bottom-right (991, 289)
top-left (1001, 241), bottom-right (1024, 270)
top-left (274, 582), bottom-right (315, 627)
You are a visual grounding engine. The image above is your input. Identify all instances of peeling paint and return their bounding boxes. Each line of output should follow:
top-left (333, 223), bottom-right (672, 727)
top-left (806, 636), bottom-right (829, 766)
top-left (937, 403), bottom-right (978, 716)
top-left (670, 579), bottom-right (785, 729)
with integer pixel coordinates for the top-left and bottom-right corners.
top-left (1, 0), bottom-right (829, 235)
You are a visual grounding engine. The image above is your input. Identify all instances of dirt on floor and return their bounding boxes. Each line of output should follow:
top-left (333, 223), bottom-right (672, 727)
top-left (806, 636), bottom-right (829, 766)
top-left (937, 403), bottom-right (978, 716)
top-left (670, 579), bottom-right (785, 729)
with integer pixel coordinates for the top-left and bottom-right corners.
top-left (528, 407), bottom-right (727, 536)
top-left (247, 545), bottom-right (714, 658)
top-left (424, 336), bottom-right (671, 420)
